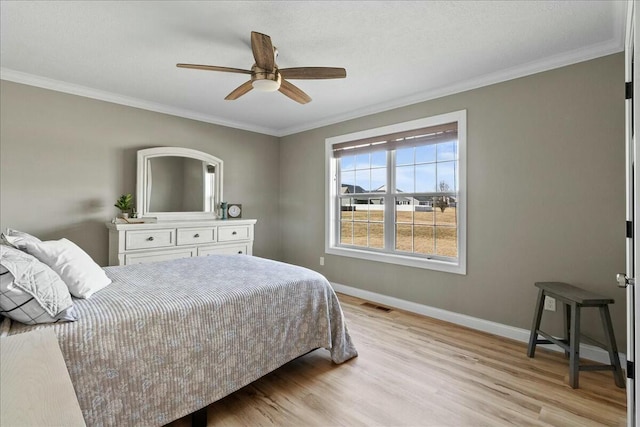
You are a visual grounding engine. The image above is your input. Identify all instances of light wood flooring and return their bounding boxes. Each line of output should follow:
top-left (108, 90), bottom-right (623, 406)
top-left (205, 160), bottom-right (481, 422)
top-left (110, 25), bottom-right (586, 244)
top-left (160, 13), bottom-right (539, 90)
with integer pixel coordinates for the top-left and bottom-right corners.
top-left (169, 293), bottom-right (627, 426)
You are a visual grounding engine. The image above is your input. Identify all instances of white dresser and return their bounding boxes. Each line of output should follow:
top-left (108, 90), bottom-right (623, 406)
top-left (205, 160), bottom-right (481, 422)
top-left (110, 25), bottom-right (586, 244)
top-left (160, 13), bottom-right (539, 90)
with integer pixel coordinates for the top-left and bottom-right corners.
top-left (106, 219), bottom-right (256, 266)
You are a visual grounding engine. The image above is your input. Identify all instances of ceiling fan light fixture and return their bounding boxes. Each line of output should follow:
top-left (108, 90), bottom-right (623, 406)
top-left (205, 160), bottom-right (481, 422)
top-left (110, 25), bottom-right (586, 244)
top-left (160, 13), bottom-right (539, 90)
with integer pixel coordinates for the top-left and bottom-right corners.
top-left (252, 78), bottom-right (281, 92)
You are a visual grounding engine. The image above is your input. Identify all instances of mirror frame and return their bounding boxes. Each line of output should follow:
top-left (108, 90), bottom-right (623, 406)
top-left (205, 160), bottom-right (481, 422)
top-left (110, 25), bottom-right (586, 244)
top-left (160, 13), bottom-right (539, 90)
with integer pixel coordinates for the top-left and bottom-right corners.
top-left (136, 147), bottom-right (223, 220)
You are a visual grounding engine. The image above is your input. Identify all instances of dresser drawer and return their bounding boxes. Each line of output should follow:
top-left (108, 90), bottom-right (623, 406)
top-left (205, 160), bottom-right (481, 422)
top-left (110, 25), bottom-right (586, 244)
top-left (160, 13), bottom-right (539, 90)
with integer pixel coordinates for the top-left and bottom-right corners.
top-left (125, 229), bottom-right (175, 250)
top-left (107, 219), bottom-right (256, 267)
top-left (218, 225), bottom-right (250, 242)
top-left (176, 227), bottom-right (216, 246)
top-left (198, 243), bottom-right (249, 256)
top-left (125, 247), bottom-right (195, 265)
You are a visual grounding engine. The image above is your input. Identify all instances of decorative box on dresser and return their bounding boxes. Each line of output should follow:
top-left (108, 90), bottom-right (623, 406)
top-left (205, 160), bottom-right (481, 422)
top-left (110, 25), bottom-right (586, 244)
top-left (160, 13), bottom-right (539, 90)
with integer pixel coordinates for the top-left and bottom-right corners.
top-left (106, 219), bottom-right (256, 266)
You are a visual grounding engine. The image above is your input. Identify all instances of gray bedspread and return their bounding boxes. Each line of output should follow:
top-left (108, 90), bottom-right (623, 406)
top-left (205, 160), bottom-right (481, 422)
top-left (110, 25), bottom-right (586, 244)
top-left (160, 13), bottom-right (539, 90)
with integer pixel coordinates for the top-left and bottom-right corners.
top-left (8, 255), bottom-right (358, 426)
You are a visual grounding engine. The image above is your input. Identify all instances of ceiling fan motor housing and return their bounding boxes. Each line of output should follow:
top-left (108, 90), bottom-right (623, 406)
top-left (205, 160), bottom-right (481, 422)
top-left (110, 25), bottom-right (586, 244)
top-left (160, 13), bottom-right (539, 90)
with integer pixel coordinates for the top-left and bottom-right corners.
top-left (251, 65), bottom-right (281, 91)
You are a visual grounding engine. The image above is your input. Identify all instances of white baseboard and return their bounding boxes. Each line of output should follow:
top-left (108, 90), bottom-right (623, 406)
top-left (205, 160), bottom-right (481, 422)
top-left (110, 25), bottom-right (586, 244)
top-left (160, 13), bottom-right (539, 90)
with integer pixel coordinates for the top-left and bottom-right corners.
top-left (331, 282), bottom-right (627, 367)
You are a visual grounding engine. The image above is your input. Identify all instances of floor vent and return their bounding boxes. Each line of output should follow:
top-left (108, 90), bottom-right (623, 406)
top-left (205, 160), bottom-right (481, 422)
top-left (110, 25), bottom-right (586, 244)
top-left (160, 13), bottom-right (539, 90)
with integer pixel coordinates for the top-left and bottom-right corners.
top-left (361, 302), bottom-right (393, 313)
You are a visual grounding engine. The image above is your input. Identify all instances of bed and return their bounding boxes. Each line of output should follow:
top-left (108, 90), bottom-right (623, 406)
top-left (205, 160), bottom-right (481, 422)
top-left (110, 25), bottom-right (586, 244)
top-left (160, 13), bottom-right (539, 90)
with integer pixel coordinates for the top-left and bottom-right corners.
top-left (5, 255), bottom-right (358, 426)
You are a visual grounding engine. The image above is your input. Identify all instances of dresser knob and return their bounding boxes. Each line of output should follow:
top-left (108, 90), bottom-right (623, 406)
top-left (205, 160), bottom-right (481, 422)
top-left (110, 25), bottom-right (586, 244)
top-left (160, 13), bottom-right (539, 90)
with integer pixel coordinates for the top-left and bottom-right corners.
top-left (147, 236), bottom-right (154, 241)
top-left (194, 233), bottom-right (200, 238)
top-left (232, 231), bottom-right (237, 235)
top-left (238, 251), bottom-right (243, 254)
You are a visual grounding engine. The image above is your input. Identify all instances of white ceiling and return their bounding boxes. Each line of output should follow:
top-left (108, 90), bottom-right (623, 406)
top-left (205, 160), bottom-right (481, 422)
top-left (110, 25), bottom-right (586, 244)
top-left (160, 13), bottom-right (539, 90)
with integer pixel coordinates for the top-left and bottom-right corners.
top-left (0, 1), bottom-right (627, 137)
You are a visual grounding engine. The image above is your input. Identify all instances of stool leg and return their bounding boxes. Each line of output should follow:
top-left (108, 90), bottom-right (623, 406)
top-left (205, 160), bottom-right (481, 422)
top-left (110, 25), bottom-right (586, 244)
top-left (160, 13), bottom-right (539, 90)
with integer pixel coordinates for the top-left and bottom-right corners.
top-left (563, 303), bottom-right (571, 359)
top-left (527, 289), bottom-right (546, 358)
top-left (599, 305), bottom-right (625, 388)
top-left (569, 302), bottom-right (580, 388)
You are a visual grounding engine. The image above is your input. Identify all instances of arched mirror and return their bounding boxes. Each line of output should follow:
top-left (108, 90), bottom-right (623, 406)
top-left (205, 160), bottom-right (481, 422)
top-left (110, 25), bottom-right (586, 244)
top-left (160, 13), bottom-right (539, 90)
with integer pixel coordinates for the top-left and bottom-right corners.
top-left (136, 147), bottom-right (223, 220)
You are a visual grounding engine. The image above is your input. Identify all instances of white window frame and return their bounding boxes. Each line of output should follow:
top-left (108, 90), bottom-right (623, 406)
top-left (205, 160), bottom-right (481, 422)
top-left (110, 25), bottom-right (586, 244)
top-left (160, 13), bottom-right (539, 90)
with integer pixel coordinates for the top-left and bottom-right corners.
top-left (325, 110), bottom-right (467, 274)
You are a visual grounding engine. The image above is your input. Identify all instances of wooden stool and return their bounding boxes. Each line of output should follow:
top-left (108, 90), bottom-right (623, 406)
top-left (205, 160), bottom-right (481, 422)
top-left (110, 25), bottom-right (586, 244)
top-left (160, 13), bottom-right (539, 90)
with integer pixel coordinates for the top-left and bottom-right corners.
top-left (527, 282), bottom-right (625, 389)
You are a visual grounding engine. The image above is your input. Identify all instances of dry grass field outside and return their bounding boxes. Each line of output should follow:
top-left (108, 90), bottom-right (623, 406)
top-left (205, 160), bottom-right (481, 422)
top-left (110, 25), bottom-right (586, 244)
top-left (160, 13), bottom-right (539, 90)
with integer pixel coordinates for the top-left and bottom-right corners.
top-left (340, 207), bottom-right (458, 257)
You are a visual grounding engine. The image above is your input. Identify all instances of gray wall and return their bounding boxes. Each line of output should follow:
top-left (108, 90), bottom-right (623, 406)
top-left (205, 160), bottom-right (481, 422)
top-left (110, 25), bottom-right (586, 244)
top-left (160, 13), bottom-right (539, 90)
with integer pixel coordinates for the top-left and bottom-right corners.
top-left (279, 53), bottom-right (627, 347)
top-left (0, 80), bottom-right (281, 265)
top-left (0, 53), bottom-right (627, 348)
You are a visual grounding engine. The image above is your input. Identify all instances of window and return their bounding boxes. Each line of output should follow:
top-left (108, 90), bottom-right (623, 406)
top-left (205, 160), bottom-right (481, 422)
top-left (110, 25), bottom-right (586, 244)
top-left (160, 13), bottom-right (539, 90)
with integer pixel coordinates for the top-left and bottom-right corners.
top-left (325, 110), bottom-right (466, 274)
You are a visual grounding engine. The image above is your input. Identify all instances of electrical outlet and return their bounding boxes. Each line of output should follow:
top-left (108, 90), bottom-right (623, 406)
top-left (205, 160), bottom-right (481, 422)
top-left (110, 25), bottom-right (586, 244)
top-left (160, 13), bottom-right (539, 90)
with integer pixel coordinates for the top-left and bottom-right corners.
top-left (544, 296), bottom-right (556, 312)
top-left (320, 257), bottom-right (325, 266)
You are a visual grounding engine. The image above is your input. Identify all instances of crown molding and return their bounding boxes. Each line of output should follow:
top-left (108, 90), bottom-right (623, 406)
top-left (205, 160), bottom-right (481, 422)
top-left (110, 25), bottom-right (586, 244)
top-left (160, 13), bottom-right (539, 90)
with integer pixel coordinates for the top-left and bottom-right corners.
top-left (0, 68), bottom-right (281, 136)
top-left (277, 38), bottom-right (624, 137)
top-left (0, 29), bottom-right (625, 139)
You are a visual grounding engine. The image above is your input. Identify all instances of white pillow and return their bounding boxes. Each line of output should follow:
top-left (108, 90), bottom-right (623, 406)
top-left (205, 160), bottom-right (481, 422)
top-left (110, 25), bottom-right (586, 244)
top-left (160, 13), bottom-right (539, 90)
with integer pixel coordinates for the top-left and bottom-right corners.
top-left (17, 238), bottom-right (111, 299)
top-left (0, 246), bottom-right (76, 324)
top-left (1, 228), bottom-right (42, 247)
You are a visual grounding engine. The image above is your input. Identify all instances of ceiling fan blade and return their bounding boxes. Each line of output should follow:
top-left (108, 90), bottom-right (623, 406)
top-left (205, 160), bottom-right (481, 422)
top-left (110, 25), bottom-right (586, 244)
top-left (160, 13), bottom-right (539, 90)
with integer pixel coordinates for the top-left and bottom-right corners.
top-left (280, 67), bottom-right (347, 80)
top-left (251, 31), bottom-right (275, 71)
top-left (177, 63), bottom-right (252, 75)
top-left (279, 79), bottom-right (311, 104)
top-left (225, 81), bottom-right (254, 100)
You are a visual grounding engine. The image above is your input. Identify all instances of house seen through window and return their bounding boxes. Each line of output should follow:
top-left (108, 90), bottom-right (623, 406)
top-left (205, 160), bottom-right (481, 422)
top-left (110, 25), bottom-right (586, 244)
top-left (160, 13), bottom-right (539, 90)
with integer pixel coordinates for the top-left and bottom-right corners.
top-left (325, 110), bottom-right (466, 274)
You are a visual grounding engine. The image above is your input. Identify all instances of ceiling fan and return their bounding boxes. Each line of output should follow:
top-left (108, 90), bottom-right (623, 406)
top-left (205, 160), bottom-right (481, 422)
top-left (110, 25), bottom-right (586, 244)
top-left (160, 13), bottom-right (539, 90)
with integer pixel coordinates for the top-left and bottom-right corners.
top-left (177, 31), bottom-right (346, 104)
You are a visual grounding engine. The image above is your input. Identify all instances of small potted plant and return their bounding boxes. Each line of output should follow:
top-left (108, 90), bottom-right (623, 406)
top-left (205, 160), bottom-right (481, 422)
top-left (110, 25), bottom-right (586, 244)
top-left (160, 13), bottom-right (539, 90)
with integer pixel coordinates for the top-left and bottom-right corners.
top-left (114, 193), bottom-right (133, 218)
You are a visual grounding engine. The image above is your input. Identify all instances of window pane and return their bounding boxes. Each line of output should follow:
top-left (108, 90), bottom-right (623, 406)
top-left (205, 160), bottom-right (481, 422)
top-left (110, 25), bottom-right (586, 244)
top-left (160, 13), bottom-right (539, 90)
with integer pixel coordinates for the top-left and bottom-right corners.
top-left (435, 226), bottom-right (457, 257)
top-left (396, 147), bottom-right (414, 165)
top-left (353, 222), bottom-right (368, 247)
top-left (340, 198), bottom-right (355, 221)
top-left (353, 206), bottom-right (367, 221)
top-left (396, 224), bottom-right (413, 251)
top-left (369, 223), bottom-right (384, 248)
top-left (340, 170), bottom-right (355, 191)
top-left (340, 221), bottom-right (353, 245)
top-left (416, 145), bottom-right (436, 164)
top-left (414, 201), bottom-right (434, 225)
top-left (437, 161), bottom-right (456, 192)
top-left (355, 169), bottom-right (370, 192)
top-left (368, 203), bottom-right (384, 222)
top-left (416, 164), bottom-right (436, 193)
top-left (435, 199), bottom-right (456, 226)
top-left (437, 141), bottom-right (457, 161)
top-left (355, 153), bottom-right (369, 169)
top-left (371, 151), bottom-right (386, 168)
top-left (395, 197), bottom-right (413, 223)
top-left (371, 167), bottom-right (386, 192)
top-left (413, 226), bottom-right (435, 255)
top-left (341, 155), bottom-right (355, 171)
top-left (396, 165), bottom-right (414, 193)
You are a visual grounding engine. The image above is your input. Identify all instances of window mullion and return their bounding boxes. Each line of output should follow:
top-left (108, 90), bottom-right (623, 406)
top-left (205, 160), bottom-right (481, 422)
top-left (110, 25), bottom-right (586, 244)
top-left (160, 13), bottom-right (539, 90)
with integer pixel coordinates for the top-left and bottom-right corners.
top-left (384, 150), bottom-right (395, 252)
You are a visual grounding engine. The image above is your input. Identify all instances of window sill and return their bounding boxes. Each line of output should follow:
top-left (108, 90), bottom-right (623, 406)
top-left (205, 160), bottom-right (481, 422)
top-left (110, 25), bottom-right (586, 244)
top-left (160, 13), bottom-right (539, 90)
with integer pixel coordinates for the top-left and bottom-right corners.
top-left (325, 245), bottom-right (466, 274)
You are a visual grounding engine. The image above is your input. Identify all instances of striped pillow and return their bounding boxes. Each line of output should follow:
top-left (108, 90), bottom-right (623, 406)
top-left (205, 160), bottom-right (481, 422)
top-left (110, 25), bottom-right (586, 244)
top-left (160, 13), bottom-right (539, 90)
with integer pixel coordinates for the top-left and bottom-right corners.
top-left (0, 246), bottom-right (76, 325)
